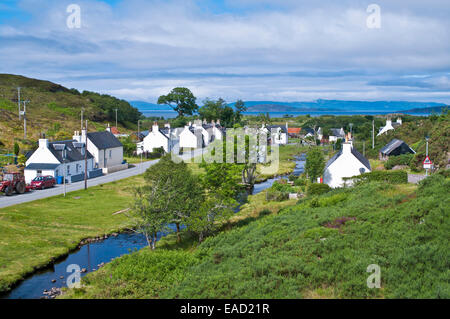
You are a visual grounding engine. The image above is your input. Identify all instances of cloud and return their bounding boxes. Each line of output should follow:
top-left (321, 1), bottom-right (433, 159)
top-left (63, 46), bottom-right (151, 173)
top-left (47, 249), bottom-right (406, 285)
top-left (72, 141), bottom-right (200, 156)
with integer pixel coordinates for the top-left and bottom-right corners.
top-left (0, 0), bottom-right (449, 103)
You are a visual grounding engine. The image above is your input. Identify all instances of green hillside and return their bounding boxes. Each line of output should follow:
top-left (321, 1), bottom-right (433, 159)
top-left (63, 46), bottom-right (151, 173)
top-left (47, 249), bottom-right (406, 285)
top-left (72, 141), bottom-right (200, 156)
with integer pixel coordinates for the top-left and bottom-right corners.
top-left (0, 74), bottom-right (141, 150)
top-left (63, 173), bottom-right (449, 299)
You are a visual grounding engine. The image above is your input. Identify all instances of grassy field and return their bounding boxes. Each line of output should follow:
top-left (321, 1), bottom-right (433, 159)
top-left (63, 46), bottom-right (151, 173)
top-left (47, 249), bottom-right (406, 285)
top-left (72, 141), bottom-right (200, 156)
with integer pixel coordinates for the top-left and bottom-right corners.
top-left (0, 175), bottom-right (144, 293)
top-left (61, 173), bottom-right (449, 299)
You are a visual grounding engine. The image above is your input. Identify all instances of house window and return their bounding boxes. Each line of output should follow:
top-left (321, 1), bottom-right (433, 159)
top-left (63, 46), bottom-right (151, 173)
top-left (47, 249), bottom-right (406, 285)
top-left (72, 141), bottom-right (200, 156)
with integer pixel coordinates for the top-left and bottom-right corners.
top-left (76, 164), bottom-right (79, 173)
top-left (67, 165), bottom-right (70, 175)
top-left (109, 150), bottom-right (112, 158)
top-left (37, 170), bottom-right (42, 176)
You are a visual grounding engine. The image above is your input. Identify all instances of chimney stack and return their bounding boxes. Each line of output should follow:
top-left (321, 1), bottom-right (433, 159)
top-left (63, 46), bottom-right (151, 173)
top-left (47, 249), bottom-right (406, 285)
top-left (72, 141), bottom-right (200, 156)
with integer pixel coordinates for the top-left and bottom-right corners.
top-left (39, 138), bottom-right (49, 149)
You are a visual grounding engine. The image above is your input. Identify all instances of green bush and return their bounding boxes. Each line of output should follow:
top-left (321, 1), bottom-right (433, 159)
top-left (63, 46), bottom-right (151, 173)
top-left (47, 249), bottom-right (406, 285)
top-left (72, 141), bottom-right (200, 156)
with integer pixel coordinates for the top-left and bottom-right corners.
top-left (271, 180), bottom-right (294, 193)
top-left (307, 183), bottom-right (331, 196)
top-left (293, 177), bottom-right (307, 187)
top-left (265, 189), bottom-right (289, 202)
top-left (346, 170), bottom-right (408, 185)
top-left (384, 154), bottom-right (414, 170)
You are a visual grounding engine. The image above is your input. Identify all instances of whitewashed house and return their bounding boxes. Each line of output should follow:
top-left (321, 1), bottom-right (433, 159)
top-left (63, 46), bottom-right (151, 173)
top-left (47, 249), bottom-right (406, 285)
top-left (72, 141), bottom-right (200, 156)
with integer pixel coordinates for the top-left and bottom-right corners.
top-left (266, 124), bottom-right (288, 145)
top-left (323, 134), bottom-right (371, 188)
top-left (179, 123), bottom-right (203, 149)
top-left (24, 138), bottom-right (96, 184)
top-left (73, 128), bottom-right (126, 174)
top-left (377, 118), bottom-right (402, 136)
top-left (137, 123), bottom-right (177, 154)
top-left (329, 128), bottom-right (345, 142)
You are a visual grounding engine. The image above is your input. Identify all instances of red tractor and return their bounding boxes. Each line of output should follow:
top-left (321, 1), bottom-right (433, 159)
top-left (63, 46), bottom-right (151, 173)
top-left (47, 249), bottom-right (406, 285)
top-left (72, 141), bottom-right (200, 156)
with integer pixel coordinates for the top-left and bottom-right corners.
top-left (0, 172), bottom-right (28, 196)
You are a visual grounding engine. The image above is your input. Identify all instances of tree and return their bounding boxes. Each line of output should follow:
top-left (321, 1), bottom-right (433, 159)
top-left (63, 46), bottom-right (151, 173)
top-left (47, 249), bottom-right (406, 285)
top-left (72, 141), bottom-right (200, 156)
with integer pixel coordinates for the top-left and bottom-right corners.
top-left (234, 99), bottom-right (247, 124)
top-left (187, 194), bottom-right (235, 243)
top-left (13, 142), bottom-right (20, 156)
top-left (200, 162), bottom-right (241, 199)
top-left (157, 87), bottom-right (198, 117)
top-left (131, 185), bottom-right (171, 249)
top-left (144, 155), bottom-right (204, 243)
top-left (305, 147), bottom-right (325, 182)
top-left (198, 98), bottom-right (236, 127)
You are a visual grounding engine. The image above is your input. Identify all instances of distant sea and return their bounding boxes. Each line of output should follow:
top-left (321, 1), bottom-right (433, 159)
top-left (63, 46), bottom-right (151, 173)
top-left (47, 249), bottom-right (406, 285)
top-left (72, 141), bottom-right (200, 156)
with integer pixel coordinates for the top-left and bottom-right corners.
top-left (130, 100), bottom-right (446, 119)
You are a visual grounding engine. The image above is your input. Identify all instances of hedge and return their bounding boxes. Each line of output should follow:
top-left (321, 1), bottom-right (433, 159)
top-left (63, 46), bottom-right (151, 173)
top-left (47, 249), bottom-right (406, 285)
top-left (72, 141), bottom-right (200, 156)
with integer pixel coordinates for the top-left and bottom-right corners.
top-left (345, 170), bottom-right (408, 185)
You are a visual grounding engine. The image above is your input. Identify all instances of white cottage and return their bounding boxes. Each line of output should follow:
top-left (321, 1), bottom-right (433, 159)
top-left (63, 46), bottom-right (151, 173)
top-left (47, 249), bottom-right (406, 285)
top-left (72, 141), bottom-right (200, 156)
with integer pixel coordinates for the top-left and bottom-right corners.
top-left (24, 138), bottom-right (95, 184)
top-left (329, 128), bottom-right (345, 142)
top-left (377, 118), bottom-right (402, 136)
top-left (137, 123), bottom-right (177, 154)
top-left (179, 123), bottom-right (203, 149)
top-left (323, 135), bottom-right (371, 188)
top-left (266, 124), bottom-right (289, 145)
top-left (73, 128), bottom-right (126, 174)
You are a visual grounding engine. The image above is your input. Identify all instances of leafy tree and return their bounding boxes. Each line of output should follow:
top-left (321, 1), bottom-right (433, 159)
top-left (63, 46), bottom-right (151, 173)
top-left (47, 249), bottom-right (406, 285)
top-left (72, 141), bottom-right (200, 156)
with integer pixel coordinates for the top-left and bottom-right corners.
top-left (200, 162), bottom-right (241, 199)
top-left (187, 194), bottom-right (235, 243)
top-left (305, 147), bottom-right (325, 182)
top-left (131, 185), bottom-right (171, 249)
top-left (144, 155), bottom-right (204, 243)
top-left (198, 98), bottom-right (235, 127)
top-left (157, 87), bottom-right (198, 117)
top-left (234, 99), bottom-right (247, 124)
top-left (13, 142), bottom-right (19, 156)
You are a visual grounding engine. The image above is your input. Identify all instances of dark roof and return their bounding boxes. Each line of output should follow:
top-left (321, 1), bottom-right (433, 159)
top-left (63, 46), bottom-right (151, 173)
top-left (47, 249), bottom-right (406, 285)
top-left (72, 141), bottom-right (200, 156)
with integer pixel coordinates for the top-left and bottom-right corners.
top-left (302, 127), bottom-right (315, 135)
top-left (325, 147), bottom-right (371, 171)
top-left (87, 131), bottom-right (122, 150)
top-left (330, 128), bottom-right (345, 137)
top-left (47, 140), bottom-right (94, 163)
top-left (351, 148), bottom-right (371, 170)
top-left (25, 163), bottom-right (60, 170)
top-left (267, 125), bottom-right (287, 133)
top-left (380, 139), bottom-right (415, 156)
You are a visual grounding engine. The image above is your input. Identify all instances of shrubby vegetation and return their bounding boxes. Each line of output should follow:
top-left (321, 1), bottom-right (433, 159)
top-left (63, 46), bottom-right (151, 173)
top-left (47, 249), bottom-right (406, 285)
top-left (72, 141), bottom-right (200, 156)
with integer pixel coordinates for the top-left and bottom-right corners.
top-left (384, 154), bottom-right (414, 170)
top-left (65, 171), bottom-right (449, 299)
top-left (346, 170), bottom-right (408, 185)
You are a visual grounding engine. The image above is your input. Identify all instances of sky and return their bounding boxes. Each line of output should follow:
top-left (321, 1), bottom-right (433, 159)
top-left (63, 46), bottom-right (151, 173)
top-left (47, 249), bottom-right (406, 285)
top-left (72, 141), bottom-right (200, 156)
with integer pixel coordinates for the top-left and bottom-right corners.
top-left (0, 0), bottom-right (449, 103)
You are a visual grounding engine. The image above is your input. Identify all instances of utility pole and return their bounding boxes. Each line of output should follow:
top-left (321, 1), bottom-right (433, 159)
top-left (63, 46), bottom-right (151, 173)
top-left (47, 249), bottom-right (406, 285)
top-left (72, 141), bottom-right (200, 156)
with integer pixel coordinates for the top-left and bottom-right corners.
top-left (22, 100), bottom-right (29, 139)
top-left (363, 141), bottom-right (366, 157)
top-left (372, 120), bottom-right (375, 149)
top-left (84, 120), bottom-right (88, 190)
top-left (81, 107), bottom-right (85, 132)
top-left (138, 119), bottom-right (142, 138)
top-left (17, 87), bottom-right (21, 120)
top-left (115, 108), bottom-right (118, 129)
top-left (63, 149), bottom-right (67, 197)
top-left (425, 136), bottom-right (429, 177)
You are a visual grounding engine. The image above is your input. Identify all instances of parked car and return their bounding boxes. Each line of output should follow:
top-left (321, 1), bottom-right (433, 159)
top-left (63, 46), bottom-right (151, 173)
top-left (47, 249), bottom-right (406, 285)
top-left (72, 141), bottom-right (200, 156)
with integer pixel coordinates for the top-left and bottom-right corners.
top-left (31, 176), bottom-right (56, 189)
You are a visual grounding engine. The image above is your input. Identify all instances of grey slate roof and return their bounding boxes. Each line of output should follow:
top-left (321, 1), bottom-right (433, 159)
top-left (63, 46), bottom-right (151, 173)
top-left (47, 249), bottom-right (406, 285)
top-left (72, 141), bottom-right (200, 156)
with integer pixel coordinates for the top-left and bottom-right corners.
top-left (330, 128), bottom-right (345, 137)
top-left (267, 125), bottom-right (287, 133)
top-left (48, 140), bottom-right (94, 163)
top-left (325, 147), bottom-right (371, 171)
top-left (302, 127), bottom-right (315, 135)
top-left (351, 148), bottom-right (371, 170)
top-left (25, 163), bottom-right (60, 170)
top-left (380, 139), bottom-right (415, 156)
top-left (87, 131), bottom-right (122, 150)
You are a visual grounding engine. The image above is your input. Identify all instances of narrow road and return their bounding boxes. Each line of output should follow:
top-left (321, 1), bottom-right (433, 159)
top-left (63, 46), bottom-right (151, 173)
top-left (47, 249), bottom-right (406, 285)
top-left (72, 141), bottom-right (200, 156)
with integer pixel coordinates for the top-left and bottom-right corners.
top-left (0, 149), bottom-right (203, 209)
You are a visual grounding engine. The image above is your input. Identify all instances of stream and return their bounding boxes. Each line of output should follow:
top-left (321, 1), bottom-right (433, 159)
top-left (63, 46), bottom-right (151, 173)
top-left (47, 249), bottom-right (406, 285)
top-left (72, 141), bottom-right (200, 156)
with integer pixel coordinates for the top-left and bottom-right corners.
top-left (1, 156), bottom-right (305, 299)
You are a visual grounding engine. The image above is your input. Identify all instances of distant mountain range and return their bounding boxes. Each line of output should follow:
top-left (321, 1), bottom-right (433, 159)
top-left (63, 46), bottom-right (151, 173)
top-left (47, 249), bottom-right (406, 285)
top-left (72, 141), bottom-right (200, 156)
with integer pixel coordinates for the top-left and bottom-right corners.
top-left (131, 99), bottom-right (448, 116)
